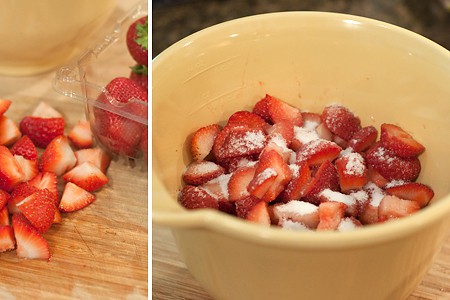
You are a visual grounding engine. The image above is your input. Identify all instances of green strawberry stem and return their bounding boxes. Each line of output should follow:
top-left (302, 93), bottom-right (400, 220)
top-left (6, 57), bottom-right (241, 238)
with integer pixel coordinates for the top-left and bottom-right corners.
top-left (131, 64), bottom-right (148, 76)
top-left (136, 18), bottom-right (148, 51)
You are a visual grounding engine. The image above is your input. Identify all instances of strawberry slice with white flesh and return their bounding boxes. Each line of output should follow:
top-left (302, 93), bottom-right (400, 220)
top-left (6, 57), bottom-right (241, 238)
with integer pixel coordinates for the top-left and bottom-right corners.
top-left (0, 206), bottom-right (9, 226)
top-left (317, 201), bottom-right (347, 231)
top-left (335, 152), bottom-right (368, 192)
top-left (68, 120), bottom-right (93, 149)
top-left (14, 155), bottom-right (39, 182)
top-left (12, 213), bottom-right (50, 260)
top-left (278, 162), bottom-right (311, 202)
top-left (0, 225), bottom-right (15, 252)
top-left (40, 135), bottom-right (77, 176)
top-left (273, 200), bottom-right (319, 229)
top-left (178, 185), bottom-right (218, 210)
top-left (253, 94), bottom-right (303, 126)
top-left (59, 182), bottom-right (96, 213)
top-left (380, 123), bottom-right (425, 158)
top-left (227, 165), bottom-right (256, 202)
top-left (191, 124), bottom-right (222, 161)
top-left (385, 182), bottom-right (434, 208)
top-left (182, 161), bottom-right (225, 186)
top-left (62, 162), bottom-right (109, 192)
top-left (0, 99), bottom-right (11, 116)
top-left (246, 200), bottom-right (270, 226)
top-left (28, 172), bottom-right (58, 200)
top-left (378, 195), bottom-right (420, 222)
top-left (31, 102), bottom-right (63, 118)
top-left (0, 145), bottom-right (24, 192)
top-left (74, 148), bottom-right (111, 174)
top-left (296, 139), bottom-right (341, 166)
top-left (0, 116), bottom-right (21, 146)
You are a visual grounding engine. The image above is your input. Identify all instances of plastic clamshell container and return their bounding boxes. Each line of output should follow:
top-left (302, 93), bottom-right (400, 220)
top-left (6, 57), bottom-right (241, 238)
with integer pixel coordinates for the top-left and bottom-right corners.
top-left (54, 0), bottom-right (148, 167)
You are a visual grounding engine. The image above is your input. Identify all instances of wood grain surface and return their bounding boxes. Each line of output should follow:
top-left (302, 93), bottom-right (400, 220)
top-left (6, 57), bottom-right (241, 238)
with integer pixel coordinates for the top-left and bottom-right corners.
top-left (0, 1), bottom-right (148, 299)
top-left (152, 225), bottom-right (450, 300)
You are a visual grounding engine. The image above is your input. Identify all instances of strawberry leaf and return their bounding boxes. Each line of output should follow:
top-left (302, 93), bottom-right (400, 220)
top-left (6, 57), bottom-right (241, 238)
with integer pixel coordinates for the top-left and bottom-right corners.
top-left (135, 18), bottom-right (148, 50)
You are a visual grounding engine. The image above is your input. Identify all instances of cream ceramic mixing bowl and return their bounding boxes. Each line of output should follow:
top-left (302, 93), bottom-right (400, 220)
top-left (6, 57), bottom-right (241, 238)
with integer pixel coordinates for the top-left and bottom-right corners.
top-left (152, 12), bottom-right (450, 300)
top-left (0, 0), bottom-right (115, 76)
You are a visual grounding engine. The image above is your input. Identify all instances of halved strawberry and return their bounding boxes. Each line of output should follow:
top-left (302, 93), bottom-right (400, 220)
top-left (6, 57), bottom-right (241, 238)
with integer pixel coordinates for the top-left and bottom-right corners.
top-left (12, 213), bottom-right (50, 260)
top-left (178, 185), bottom-right (218, 210)
top-left (0, 99), bottom-right (11, 116)
top-left (272, 200), bottom-right (319, 229)
top-left (19, 116), bottom-right (65, 148)
top-left (182, 161), bottom-right (225, 186)
top-left (337, 217), bottom-right (362, 232)
top-left (10, 135), bottom-right (38, 161)
top-left (68, 120), bottom-right (93, 149)
top-left (335, 152), bottom-right (368, 192)
top-left (227, 111), bottom-right (269, 131)
top-left (0, 116), bottom-right (21, 146)
top-left (0, 225), bottom-right (15, 252)
top-left (317, 201), bottom-right (347, 231)
top-left (266, 119), bottom-right (295, 146)
top-left (278, 162), bottom-right (311, 202)
top-left (378, 195), bottom-right (420, 222)
top-left (227, 165), bottom-right (256, 202)
top-left (40, 135), bottom-right (77, 176)
top-left (62, 162), bottom-right (109, 192)
top-left (235, 195), bottom-right (261, 219)
top-left (0, 145), bottom-right (24, 192)
top-left (367, 166), bottom-right (389, 188)
top-left (318, 188), bottom-right (358, 217)
top-left (253, 94), bottom-right (303, 126)
top-left (246, 200), bottom-right (270, 225)
top-left (31, 102), bottom-right (63, 118)
top-left (365, 143), bottom-right (421, 181)
top-left (385, 182), bottom-right (434, 208)
top-left (296, 139), bottom-right (342, 166)
top-left (0, 189), bottom-right (9, 210)
top-left (247, 168), bottom-right (277, 199)
top-left (380, 123), bottom-right (425, 158)
top-left (347, 125), bottom-right (378, 153)
top-left (190, 124), bottom-right (222, 161)
top-left (14, 155), bottom-right (39, 182)
top-left (74, 148), bottom-right (111, 174)
top-left (322, 104), bottom-right (361, 141)
top-left (16, 189), bottom-right (56, 233)
top-left (261, 138), bottom-right (294, 163)
top-left (303, 160), bottom-right (339, 205)
top-left (359, 182), bottom-right (386, 224)
top-left (8, 183), bottom-right (39, 214)
top-left (28, 172), bottom-right (58, 200)
top-left (224, 155), bottom-right (256, 173)
top-left (59, 182), bottom-right (96, 212)
top-left (200, 174), bottom-right (231, 202)
top-left (0, 206), bottom-right (9, 226)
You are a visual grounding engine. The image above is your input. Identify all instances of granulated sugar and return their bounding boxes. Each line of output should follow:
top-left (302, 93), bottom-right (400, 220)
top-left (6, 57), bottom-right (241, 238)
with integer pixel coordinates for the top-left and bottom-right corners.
top-left (226, 129), bottom-right (266, 156)
top-left (337, 218), bottom-right (357, 232)
top-left (294, 126), bottom-right (320, 145)
top-left (191, 161), bottom-right (222, 174)
top-left (364, 182), bottom-right (386, 207)
top-left (349, 190), bottom-right (369, 205)
top-left (280, 219), bottom-right (310, 231)
top-left (274, 200), bottom-right (318, 217)
top-left (289, 164), bottom-right (300, 178)
top-left (254, 168), bottom-right (277, 185)
top-left (319, 188), bottom-right (356, 206)
top-left (342, 152), bottom-right (365, 176)
top-left (385, 179), bottom-right (406, 189)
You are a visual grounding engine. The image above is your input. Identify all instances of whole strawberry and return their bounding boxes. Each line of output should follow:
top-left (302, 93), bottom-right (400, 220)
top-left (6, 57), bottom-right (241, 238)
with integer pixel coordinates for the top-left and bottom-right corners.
top-left (129, 64), bottom-right (148, 91)
top-left (94, 77), bottom-right (148, 157)
top-left (127, 16), bottom-right (148, 66)
top-left (19, 117), bottom-right (65, 148)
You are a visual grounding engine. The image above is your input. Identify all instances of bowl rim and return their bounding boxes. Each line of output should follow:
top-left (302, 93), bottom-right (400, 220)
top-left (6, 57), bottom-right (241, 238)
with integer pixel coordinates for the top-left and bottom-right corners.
top-left (152, 11), bottom-right (450, 249)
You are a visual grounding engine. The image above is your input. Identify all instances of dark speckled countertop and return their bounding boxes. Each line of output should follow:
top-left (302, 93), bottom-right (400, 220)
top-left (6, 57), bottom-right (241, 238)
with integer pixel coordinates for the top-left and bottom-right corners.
top-left (152, 0), bottom-right (450, 57)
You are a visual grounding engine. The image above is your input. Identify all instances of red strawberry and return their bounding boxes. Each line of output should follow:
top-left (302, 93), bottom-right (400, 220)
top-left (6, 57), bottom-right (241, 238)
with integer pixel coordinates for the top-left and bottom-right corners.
top-left (272, 200), bottom-right (319, 229)
top-left (337, 217), bottom-right (363, 232)
top-left (16, 189), bottom-right (56, 233)
top-left (129, 64), bottom-right (148, 90)
top-left (62, 162), bottom-right (109, 192)
top-left (140, 127), bottom-right (148, 161)
top-left (347, 126), bottom-right (378, 153)
top-left (223, 155), bottom-right (256, 173)
top-left (53, 209), bottom-right (63, 224)
top-left (279, 162), bottom-right (311, 202)
top-left (322, 104), bottom-right (361, 141)
top-left (335, 152), bottom-right (368, 192)
top-left (68, 120), bottom-right (93, 149)
top-left (200, 174), bottom-right (231, 202)
top-left (0, 99), bottom-right (11, 116)
top-left (227, 111), bottom-right (269, 131)
top-left (12, 213), bottom-right (50, 260)
top-left (59, 182), bottom-right (96, 212)
top-left (378, 195), bottom-right (420, 222)
top-left (0, 225), bottom-right (15, 252)
top-left (267, 119), bottom-right (295, 146)
top-left (246, 200), bottom-right (270, 225)
top-left (303, 160), bottom-right (339, 205)
top-left (40, 135), bottom-right (77, 176)
top-left (301, 112), bottom-right (322, 125)
top-left (0, 145), bottom-right (24, 192)
top-left (182, 161), bottom-right (225, 186)
top-left (317, 201), bottom-right (347, 231)
top-left (178, 185), bottom-right (218, 210)
top-left (0, 116), bottom-right (21, 146)
top-left (0, 189), bottom-right (9, 210)
top-left (253, 94), bottom-right (303, 126)
top-left (235, 195), bottom-right (261, 219)
top-left (94, 77), bottom-right (148, 157)
top-left (19, 117), bottom-right (64, 148)
top-left (28, 172), bottom-right (58, 200)
top-left (227, 165), bottom-right (256, 202)
top-left (191, 124), bottom-right (222, 161)
top-left (126, 16), bottom-right (148, 66)
top-left (218, 200), bottom-right (236, 215)
top-left (14, 155), bottom-right (39, 182)
top-left (31, 102), bottom-right (62, 118)
top-left (10, 135), bottom-right (37, 161)
top-left (8, 183), bottom-right (39, 214)
top-left (318, 188), bottom-right (358, 217)
top-left (385, 182), bottom-right (434, 208)
top-left (296, 139), bottom-right (342, 166)
top-left (380, 123), bottom-right (425, 158)
top-left (367, 166), bottom-right (389, 188)
top-left (365, 143), bottom-right (421, 181)
top-left (247, 167), bottom-right (277, 199)
top-left (0, 206), bottom-right (9, 226)
top-left (74, 148), bottom-right (111, 174)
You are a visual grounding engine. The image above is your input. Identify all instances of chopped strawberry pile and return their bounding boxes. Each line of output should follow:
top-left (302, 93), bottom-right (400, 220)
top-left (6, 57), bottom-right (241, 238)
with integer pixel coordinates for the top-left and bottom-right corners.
top-left (178, 94), bottom-right (434, 232)
top-left (0, 100), bottom-right (111, 260)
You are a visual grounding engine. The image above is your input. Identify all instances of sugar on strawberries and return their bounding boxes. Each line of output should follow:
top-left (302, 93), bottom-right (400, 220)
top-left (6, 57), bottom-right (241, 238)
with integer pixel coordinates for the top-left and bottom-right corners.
top-left (178, 93), bottom-right (434, 231)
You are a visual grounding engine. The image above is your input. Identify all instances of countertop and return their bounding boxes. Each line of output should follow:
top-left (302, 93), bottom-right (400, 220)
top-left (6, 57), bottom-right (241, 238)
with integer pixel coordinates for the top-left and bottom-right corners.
top-left (152, 1), bottom-right (450, 299)
top-left (0, 0), bottom-right (148, 299)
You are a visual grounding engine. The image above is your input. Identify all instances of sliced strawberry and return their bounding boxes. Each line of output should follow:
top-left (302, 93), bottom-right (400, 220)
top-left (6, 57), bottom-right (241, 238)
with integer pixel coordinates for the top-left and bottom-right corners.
top-left (227, 165), bottom-right (256, 202)
top-left (262, 138), bottom-right (294, 163)
top-left (14, 155), bottom-right (39, 182)
top-left (227, 111), bottom-right (269, 131)
top-left (359, 182), bottom-right (386, 224)
top-left (335, 152), bottom-right (368, 192)
top-left (40, 135), bottom-right (77, 176)
top-left (303, 160), bottom-right (339, 205)
top-left (200, 174), bottom-right (231, 202)
top-left (0, 116), bottom-right (21, 146)
top-left (253, 94), bottom-right (303, 126)
top-left (318, 188), bottom-right (358, 217)
top-left (365, 143), bottom-right (421, 181)
top-left (10, 135), bottom-right (38, 161)
top-left (235, 195), bottom-right (261, 219)
top-left (385, 182), bottom-right (434, 208)
top-left (74, 148), bottom-right (111, 174)
top-left (19, 116), bottom-right (65, 148)
top-left (68, 120), bottom-right (93, 149)
top-left (272, 200), bottom-right (319, 229)
top-left (0, 225), bottom-right (15, 252)
top-left (247, 167), bottom-right (277, 199)
top-left (12, 213), bottom-right (50, 260)
top-left (190, 124), bottom-right (222, 161)
top-left (367, 166), bottom-right (389, 188)
top-left (315, 122), bottom-right (333, 141)
top-left (337, 217), bottom-right (362, 232)
top-left (0, 206), bottom-right (9, 226)
top-left (28, 172), bottom-right (58, 200)
top-left (178, 185), bottom-right (218, 210)
top-left (301, 112), bottom-right (322, 125)
top-left (16, 189), bottom-right (56, 233)
top-left (62, 162), bottom-right (109, 192)
top-left (8, 183), bottom-right (39, 214)
top-left (0, 189), bottom-right (9, 210)
top-left (53, 209), bottom-right (63, 224)
top-left (225, 155), bottom-right (256, 173)
top-left (347, 125), bottom-right (378, 153)
top-left (291, 123), bottom-right (321, 151)
top-left (0, 145), bottom-right (24, 192)
top-left (218, 200), bottom-right (236, 215)
top-left (246, 200), bottom-right (270, 225)
top-left (378, 195), bottom-right (420, 222)
top-left (322, 104), bottom-right (361, 141)
top-left (0, 99), bottom-right (11, 116)
top-left (278, 162), bottom-right (311, 202)
top-left (266, 119), bottom-right (295, 146)
top-left (380, 123), bottom-right (425, 158)
top-left (31, 102), bottom-right (63, 118)
top-left (296, 139), bottom-right (342, 166)
top-left (182, 161), bottom-right (225, 186)
top-left (59, 182), bottom-right (96, 212)
top-left (317, 201), bottom-right (347, 231)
